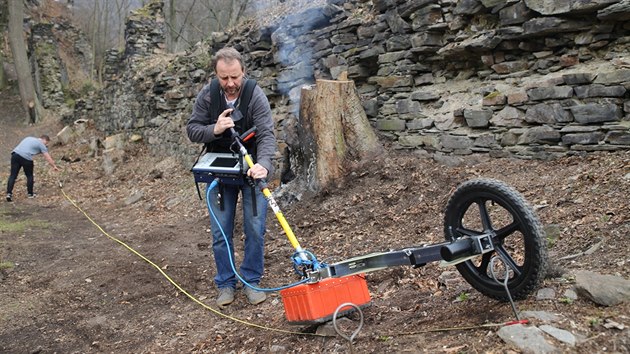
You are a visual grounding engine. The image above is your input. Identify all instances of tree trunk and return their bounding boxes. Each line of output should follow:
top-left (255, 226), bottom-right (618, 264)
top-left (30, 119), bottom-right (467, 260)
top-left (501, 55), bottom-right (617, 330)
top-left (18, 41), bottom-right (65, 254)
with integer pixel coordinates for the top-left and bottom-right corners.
top-left (0, 0), bottom-right (8, 90)
top-left (167, 0), bottom-right (176, 52)
top-left (8, 0), bottom-right (41, 123)
top-left (0, 50), bottom-right (7, 90)
top-left (91, 1), bottom-right (100, 82)
top-left (298, 79), bottom-right (382, 191)
top-left (114, 0), bottom-right (131, 50)
top-left (228, 0), bottom-right (248, 29)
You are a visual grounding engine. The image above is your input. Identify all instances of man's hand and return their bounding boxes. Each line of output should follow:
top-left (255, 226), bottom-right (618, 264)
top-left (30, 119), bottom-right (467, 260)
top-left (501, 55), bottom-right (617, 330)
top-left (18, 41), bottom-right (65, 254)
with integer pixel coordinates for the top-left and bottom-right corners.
top-left (213, 108), bottom-right (236, 135)
top-left (43, 152), bottom-right (60, 172)
top-left (248, 163), bottom-right (268, 180)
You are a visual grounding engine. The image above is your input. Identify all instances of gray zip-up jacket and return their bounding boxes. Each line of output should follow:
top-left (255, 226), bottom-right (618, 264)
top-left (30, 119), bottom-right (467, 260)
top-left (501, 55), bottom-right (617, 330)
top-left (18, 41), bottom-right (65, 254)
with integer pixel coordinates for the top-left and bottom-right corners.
top-left (186, 82), bottom-right (276, 177)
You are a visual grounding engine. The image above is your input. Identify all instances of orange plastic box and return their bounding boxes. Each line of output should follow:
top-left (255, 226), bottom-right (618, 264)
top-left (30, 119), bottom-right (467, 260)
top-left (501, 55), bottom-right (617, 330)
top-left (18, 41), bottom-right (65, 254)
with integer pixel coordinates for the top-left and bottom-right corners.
top-left (280, 274), bottom-right (371, 324)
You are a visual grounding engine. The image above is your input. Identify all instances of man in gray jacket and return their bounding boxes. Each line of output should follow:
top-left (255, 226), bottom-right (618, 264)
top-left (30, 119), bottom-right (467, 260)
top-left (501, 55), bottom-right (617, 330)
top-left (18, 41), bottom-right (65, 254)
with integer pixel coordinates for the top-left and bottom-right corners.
top-left (187, 47), bottom-right (276, 307)
top-left (6, 135), bottom-right (59, 202)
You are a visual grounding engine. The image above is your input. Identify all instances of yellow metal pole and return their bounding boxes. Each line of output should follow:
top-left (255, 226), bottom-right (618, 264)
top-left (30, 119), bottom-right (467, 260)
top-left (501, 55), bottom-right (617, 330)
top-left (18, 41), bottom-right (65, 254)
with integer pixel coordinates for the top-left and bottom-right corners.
top-left (243, 151), bottom-right (304, 253)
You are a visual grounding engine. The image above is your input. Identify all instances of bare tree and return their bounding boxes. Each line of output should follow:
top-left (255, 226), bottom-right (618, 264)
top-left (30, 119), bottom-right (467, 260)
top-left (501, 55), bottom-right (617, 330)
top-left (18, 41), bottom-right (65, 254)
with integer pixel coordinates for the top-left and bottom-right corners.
top-left (114, 0), bottom-right (133, 48)
top-left (8, 0), bottom-right (41, 123)
top-left (162, 0), bottom-right (251, 53)
top-left (0, 0), bottom-right (8, 90)
top-left (165, 0), bottom-right (198, 52)
top-left (198, 0), bottom-right (248, 32)
top-left (90, 0), bottom-right (100, 80)
top-left (167, 0), bottom-right (176, 51)
top-left (0, 52), bottom-right (8, 91)
top-left (100, 0), bottom-right (111, 81)
top-left (86, 0), bottom-right (114, 83)
top-left (70, 0), bottom-right (254, 63)
top-left (70, 0), bottom-right (133, 80)
top-left (228, 0), bottom-right (249, 28)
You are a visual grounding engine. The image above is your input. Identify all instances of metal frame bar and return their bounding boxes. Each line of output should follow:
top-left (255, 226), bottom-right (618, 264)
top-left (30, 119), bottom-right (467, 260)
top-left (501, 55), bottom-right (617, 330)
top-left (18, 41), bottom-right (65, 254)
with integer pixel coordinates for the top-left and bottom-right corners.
top-left (307, 234), bottom-right (494, 283)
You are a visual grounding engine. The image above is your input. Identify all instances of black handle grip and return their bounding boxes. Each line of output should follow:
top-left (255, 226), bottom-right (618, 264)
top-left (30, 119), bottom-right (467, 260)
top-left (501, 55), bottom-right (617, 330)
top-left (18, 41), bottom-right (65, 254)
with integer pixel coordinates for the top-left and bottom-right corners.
top-left (440, 238), bottom-right (473, 262)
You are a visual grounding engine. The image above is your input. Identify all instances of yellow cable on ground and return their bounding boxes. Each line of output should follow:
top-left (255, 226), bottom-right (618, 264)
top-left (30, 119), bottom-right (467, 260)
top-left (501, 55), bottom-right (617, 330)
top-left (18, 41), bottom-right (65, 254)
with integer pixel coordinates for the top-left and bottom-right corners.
top-left (59, 184), bottom-right (517, 340)
top-left (59, 187), bottom-right (325, 337)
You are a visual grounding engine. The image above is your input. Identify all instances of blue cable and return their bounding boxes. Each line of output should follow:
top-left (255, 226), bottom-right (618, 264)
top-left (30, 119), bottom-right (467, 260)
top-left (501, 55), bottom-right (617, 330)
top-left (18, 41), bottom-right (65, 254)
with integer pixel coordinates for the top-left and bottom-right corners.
top-left (205, 179), bottom-right (309, 292)
top-left (291, 249), bottom-right (327, 275)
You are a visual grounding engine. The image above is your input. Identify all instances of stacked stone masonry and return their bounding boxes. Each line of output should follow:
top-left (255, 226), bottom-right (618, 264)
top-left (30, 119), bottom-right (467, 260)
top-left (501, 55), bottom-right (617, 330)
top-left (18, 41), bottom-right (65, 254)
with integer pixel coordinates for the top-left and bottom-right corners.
top-left (72, 0), bottom-right (629, 176)
top-left (30, 19), bottom-right (94, 110)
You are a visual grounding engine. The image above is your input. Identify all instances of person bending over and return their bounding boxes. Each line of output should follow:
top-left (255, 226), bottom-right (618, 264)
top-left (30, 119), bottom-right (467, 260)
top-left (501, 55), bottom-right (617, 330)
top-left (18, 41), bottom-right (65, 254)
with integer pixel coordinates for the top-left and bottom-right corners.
top-left (6, 135), bottom-right (59, 202)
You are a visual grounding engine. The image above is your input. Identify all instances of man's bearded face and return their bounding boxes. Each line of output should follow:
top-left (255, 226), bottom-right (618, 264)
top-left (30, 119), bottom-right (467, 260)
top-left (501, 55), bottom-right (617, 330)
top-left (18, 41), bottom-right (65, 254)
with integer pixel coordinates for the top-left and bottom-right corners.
top-left (216, 59), bottom-right (244, 99)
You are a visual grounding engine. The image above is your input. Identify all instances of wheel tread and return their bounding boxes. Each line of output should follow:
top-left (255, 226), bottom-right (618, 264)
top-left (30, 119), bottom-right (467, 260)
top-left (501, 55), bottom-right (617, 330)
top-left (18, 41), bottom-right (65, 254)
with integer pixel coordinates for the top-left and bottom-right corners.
top-left (443, 178), bottom-right (548, 301)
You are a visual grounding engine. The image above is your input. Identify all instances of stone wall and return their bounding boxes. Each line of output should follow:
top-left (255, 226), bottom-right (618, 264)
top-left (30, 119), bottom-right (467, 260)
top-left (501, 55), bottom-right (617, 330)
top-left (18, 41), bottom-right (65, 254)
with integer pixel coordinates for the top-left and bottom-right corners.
top-left (85, 0), bottom-right (630, 178)
top-left (30, 18), bottom-right (93, 111)
top-left (31, 22), bottom-right (66, 109)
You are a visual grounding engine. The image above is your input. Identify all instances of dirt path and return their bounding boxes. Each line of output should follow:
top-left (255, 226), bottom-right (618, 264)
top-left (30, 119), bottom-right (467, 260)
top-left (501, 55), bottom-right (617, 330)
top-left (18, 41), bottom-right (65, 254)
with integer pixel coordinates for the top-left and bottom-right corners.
top-left (1, 90), bottom-right (629, 353)
top-left (0, 91), bottom-right (214, 352)
top-left (1, 196), bottom-right (235, 353)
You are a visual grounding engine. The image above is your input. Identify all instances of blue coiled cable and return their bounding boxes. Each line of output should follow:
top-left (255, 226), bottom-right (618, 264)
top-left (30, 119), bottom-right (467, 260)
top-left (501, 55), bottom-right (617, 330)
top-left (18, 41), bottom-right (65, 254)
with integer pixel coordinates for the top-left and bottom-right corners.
top-left (205, 179), bottom-right (309, 292)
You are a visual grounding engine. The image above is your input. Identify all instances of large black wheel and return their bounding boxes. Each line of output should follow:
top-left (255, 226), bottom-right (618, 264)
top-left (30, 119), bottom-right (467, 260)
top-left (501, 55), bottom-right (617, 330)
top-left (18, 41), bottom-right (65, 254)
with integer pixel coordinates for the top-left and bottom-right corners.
top-left (443, 178), bottom-right (548, 301)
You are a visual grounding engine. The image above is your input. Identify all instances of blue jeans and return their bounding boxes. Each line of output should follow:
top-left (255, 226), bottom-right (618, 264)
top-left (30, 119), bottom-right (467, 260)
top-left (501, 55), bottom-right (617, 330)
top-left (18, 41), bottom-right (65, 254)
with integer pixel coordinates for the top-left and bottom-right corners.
top-left (207, 182), bottom-right (268, 289)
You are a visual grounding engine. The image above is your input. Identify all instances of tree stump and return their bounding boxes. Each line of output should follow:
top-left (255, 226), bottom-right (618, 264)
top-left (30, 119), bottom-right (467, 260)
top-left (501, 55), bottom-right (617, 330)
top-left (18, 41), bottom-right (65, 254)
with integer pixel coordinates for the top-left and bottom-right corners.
top-left (297, 79), bottom-right (382, 191)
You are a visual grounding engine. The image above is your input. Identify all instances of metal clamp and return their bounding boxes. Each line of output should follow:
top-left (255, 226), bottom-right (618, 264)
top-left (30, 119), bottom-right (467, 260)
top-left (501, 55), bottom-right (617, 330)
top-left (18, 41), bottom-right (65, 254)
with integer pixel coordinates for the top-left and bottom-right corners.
top-left (471, 233), bottom-right (494, 254)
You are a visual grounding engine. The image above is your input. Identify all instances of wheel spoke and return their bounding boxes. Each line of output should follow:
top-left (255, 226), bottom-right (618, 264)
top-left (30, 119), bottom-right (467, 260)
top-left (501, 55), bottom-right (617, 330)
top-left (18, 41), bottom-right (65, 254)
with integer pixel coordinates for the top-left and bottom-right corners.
top-left (455, 226), bottom-right (482, 238)
top-left (477, 199), bottom-right (493, 231)
top-left (494, 245), bottom-right (522, 277)
top-left (495, 221), bottom-right (521, 240)
top-left (476, 253), bottom-right (492, 275)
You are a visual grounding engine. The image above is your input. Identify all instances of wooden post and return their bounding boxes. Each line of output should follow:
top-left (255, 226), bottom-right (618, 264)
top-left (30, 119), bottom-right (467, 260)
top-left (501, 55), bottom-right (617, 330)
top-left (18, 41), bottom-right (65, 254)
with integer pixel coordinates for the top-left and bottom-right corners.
top-left (297, 79), bottom-right (382, 191)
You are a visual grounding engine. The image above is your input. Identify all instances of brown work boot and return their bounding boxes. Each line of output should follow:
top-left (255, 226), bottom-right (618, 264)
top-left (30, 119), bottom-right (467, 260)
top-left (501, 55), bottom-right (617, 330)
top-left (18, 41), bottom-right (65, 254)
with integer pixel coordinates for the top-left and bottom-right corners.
top-left (243, 284), bottom-right (266, 305)
top-left (216, 287), bottom-right (235, 307)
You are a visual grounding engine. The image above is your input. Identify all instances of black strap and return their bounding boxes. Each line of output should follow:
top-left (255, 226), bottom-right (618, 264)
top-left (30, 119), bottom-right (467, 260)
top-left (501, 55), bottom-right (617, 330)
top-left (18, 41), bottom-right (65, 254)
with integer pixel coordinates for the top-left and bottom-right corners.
top-left (205, 78), bottom-right (258, 154)
top-left (218, 182), bottom-right (225, 211)
top-left (208, 78), bottom-right (257, 128)
top-left (239, 79), bottom-right (258, 159)
top-left (228, 80), bottom-right (258, 213)
top-left (250, 186), bottom-right (258, 217)
top-left (209, 79), bottom-right (222, 127)
top-left (239, 79), bottom-right (257, 128)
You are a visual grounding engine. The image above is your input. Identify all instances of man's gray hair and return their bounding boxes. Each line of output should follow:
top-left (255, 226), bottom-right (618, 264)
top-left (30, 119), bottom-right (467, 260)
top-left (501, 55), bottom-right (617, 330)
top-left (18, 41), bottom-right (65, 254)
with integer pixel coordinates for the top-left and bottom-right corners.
top-left (212, 47), bottom-right (245, 72)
